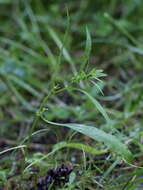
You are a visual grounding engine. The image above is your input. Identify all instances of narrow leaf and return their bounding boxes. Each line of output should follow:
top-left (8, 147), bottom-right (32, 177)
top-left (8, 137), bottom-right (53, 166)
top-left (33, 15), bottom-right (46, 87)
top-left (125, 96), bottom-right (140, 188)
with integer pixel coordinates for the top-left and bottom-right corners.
top-left (46, 26), bottom-right (77, 74)
top-left (53, 141), bottom-right (106, 155)
top-left (41, 115), bottom-right (133, 163)
top-left (0, 145), bottom-right (26, 155)
top-left (80, 26), bottom-right (91, 72)
top-left (76, 88), bottom-right (111, 127)
top-left (8, 75), bottom-right (42, 99)
top-left (5, 77), bottom-right (34, 111)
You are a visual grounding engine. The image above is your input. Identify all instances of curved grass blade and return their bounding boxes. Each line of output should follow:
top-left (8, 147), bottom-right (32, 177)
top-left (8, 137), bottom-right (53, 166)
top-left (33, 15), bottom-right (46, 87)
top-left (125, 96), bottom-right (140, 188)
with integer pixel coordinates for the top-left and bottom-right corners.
top-left (17, 15), bottom-right (57, 68)
top-left (51, 8), bottom-right (71, 86)
top-left (0, 37), bottom-right (47, 63)
top-left (0, 145), bottom-right (26, 155)
top-left (2, 75), bottom-right (34, 111)
top-left (104, 13), bottom-right (142, 48)
top-left (40, 115), bottom-right (133, 163)
top-left (8, 75), bottom-right (42, 99)
top-left (53, 141), bottom-right (106, 155)
top-left (46, 25), bottom-right (77, 75)
top-left (80, 26), bottom-right (91, 72)
top-left (25, 141), bottom-right (105, 172)
top-left (76, 88), bottom-right (111, 127)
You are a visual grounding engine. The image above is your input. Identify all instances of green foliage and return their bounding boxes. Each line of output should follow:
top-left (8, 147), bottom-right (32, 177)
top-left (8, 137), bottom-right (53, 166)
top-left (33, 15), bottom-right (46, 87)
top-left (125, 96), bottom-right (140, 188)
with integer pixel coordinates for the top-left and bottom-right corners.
top-left (41, 117), bottom-right (133, 163)
top-left (79, 27), bottom-right (91, 72)
top-left (0, 0), bottom-right (143, 189)
top-left (53, 141), bottom-right (106, 155)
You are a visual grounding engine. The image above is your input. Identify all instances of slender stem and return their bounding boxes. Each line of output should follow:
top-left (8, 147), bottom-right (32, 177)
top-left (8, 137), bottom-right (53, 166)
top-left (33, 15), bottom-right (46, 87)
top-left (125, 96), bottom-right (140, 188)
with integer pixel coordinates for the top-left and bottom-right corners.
top-left (20, 83), bottom-right (72, 184)
top-left (20, 90), bottom-right (53, 183)
top-left (20, 115), bottom-right (39, 183)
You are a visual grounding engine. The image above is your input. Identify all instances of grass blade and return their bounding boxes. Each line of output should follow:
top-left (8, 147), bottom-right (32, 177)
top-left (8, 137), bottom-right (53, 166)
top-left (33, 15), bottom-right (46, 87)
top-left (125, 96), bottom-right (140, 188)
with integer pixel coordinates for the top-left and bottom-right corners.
top-left (80, 26), bottom-right (91, 72)
top-left (8, 75), bottom-right (42, 99)
top-left (41, 115), bottom-right (133, 163)
top-left (0, 145), bottom-right (26, 155)
top-left (4, 77), bottom-right (34, 111)
top-left (53, 141), bottom-right (106, 155)
top-left (104, 13), bottom-right (142, 48)
top-left (46, 26), bottom-right (77, 75)
top-left (77, 88), bottom-right (111, 126)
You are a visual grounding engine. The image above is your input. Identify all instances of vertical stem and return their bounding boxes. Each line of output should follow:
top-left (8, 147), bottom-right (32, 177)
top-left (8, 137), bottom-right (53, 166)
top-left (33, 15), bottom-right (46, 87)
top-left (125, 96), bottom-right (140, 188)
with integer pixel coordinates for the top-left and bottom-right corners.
top-left (20, 85), bottom-right (71, 185)
top-left (20, 90), bottom-right (53, 184)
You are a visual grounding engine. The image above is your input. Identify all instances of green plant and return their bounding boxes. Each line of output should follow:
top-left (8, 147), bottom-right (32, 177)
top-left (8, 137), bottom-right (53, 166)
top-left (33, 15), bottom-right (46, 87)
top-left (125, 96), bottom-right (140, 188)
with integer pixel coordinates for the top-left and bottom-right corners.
top-left (1, 1), bottom-right (143, 189)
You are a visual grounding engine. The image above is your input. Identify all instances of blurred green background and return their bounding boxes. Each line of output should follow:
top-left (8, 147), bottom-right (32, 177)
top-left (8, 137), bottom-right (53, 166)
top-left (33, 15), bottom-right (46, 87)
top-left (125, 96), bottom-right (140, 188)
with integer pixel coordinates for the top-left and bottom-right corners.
top-left (0, 0), bottom-right (143, 189)
top-left (0, 0), bottom-right (143, 137)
